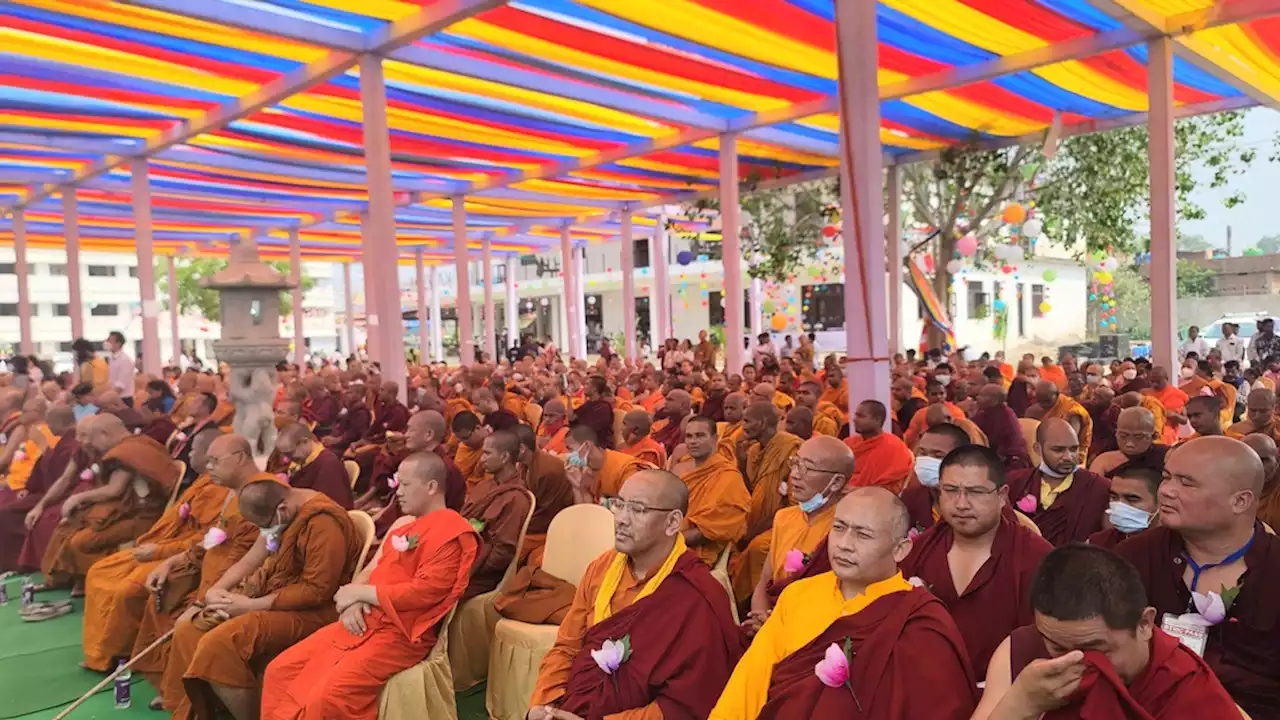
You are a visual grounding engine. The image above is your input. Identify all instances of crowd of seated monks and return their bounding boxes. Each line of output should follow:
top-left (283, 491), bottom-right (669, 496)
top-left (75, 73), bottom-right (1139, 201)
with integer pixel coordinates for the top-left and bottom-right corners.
top-left (0, 346), bottom-right (1277, 719)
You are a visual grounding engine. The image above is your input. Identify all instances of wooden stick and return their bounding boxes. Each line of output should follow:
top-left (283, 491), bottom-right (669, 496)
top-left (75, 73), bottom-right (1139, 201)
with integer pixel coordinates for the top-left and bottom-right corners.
top-left (52, 627), bottom-right (175, 720)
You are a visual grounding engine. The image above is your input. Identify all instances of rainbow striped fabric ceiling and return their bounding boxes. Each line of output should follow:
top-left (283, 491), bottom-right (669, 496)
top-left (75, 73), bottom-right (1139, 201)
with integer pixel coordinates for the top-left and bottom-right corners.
top-left (0, 0), bottom-right (1276, 261)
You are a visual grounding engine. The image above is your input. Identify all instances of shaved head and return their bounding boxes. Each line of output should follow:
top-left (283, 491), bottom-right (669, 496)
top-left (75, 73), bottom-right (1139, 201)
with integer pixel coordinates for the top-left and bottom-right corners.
top-left (622, 409), bottom-right (653, 436)
top-left (664, 389), bottom-right (692, 417)
top-left (806, 435), bottom-right (856, 478)
top-left (785, 407), bottom-right (814, 439)
top-left (723, 392), bottom-right (748, 423)
top-left (275, 422), bottom-right (314, 446)
top-left (1162, 437), bottom-right (1263, 534)
top-left (1246, 388), bottom-right (1276, 430)
top-left (925, 403), bottom-right (956, 427)
top-left (238, 479), bottom-right (290, 527)
top-left (977, 383), bottom-right (1007, 411)
top-left (1243, 433), bottom-right (1280, 493)
top-left (745, 401), bottom-right (779, 425)
top-left (829, 487), bottom-right (912, 589)
top-left (1035, 380), bottom-right (1060, 407)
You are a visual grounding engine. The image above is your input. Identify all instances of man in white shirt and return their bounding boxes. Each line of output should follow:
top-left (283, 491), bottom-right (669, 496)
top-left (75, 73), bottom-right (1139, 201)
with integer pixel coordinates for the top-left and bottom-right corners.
top-left (1217, 323), bottom-right (1247, 366)
top-left (751, 332), bottom-right (777, 367)
top-left (1177, 325), bottom-right (1211, 362)
top-left (105, 330), bottom-right (135, 407)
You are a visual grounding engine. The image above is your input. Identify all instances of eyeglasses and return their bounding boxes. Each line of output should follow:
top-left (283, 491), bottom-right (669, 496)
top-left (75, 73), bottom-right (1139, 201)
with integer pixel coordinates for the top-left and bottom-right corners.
top-left (206, 450), bottom-right (245, 466)
top-left (609, 499), bottom-right (680, 516)
top-left (938, 485), bottom-right (999, 500)
top-left (788, 456), bottom-right (844, 475)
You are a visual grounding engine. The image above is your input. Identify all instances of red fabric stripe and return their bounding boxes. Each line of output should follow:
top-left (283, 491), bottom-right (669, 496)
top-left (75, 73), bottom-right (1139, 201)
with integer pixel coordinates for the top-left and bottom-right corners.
top-left (0, 75), bottom-right (216, 112)
top-left (479, 6), bottom-right (820, 104)
top-left (879, 45), bottom-right (951, 77)
top-left (956, 0), bottom-right (1092, 41)
top-left (693, 0), bottom-right (833, 51)
top-left (1081, 50), bottom-right (1217, 105)
top-left (1242, 19), bottom-right (1280, 66)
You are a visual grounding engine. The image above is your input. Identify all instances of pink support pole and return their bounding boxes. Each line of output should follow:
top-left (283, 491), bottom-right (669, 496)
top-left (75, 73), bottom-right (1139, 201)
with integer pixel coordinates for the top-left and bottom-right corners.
top-left (1148, 38), bottom-right (1177, 373)
top-left (720, 134), bottom-right (744, 374)
top-left (620, 209), bottom-right (637, 362)
top-left (13, 210), bottom-right (31, 356)
top-left (358, 215), bottom-right (378, 366)
top-left (886, 165), bottom-right (903, 355)
top-left (289, 227), bottom-right (305, 366)
top-left (416, 247), bottom-right (429, 362)
top-left (131, 158), bottom-right (161, 377)
top-left (167, 255), bottom-right (181, 366)
top-left (360, 55), bottom-right (406, 397)
top-left (63, 191), bottom-right (84, 344)
top-left (559, 225), bottom-right (580, 358)
top-left (482, 236), bottom-right (496, 361)
top-left (651, 212), bottom-right (671, 345)
top-left (453, 196), bottom-right (474, 365)
top-left (505, 256), bottom-right (519, 350)
top-left (342, 262), bottom-right (355, 358)
top-left (429, 265), bottom-right (443, 361)
top-left (834, 0), bottom-right (891, 417)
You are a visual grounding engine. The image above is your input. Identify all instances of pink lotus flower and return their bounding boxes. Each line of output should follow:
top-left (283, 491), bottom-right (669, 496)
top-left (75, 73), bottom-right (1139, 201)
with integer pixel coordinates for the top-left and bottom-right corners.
top-left (907, 526), bottom-right (921, 541)
top-left (783, 549), bottom-right (807, 575)
top-left (907, 576), bottom-right (926, 588)
top-left (1016, 494), bottom-right (1037, 514)
top-left (814, 642), bottom-right (850, 687)
top-left (1199, 387), bottom-right (1215, 397)
top-left (276, 473), bottom-right (290, 485)
top-left (391, 535), bottom-right (410, 553)
top-left (80, 463), bottom-right (100, 481)
top-left (175, 432), bottom-right (187, 442)
top-left (201, 527), bottom-right (227, 549)
top-left (591, 635), bottom-right (632, 675)
top-left (265, 535), bottom-right (281, 553)
top-left (387, 473), bottom-right (399, 490)
top-left (1188, 591), bottom-right (1227, 626)
top-left (12, 449), bottom-right (25, 462)
top-left (177, 503), bottom-right (191, 521)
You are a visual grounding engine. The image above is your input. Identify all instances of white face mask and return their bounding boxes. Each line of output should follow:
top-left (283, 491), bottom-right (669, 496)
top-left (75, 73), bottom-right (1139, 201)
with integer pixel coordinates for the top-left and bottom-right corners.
top-left (935, 374), bottom-right (951, 387)
top-left (1180, 367), bottom-right (1195, 380)
top-left (1106, 501), bottom-right (1153, 534)
top-left (1039, 459), bottom-right (1075, 479)
top-left (914, 456), bottom-right (942, 488)
top-left (1086, 374), bottom-right (1101, 386)
top-left (1123, 369), bottom-right (1138, 380)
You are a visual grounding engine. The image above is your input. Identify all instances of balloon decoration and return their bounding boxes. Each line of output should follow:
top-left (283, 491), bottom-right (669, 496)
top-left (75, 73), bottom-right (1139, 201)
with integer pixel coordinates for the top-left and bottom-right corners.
top-left (821, 224), bottom-right (839, 238)
top-left (676, 250), bottom-right (693, 265)
top-left (1042, 269), bottom-right (1057, 282)
top-left (1039, 302), bottom-right (1052, 314)
top-left (946, 259), bottom-right (963, 274)
top-left (1022, 218), bottom-right (1043, 240)
top-left (956, 234), bottom-right (978, 257)
top-left (770, 313), bottom-right (787, 331)
top-left (1002, 203), bottom-right (1027, 225)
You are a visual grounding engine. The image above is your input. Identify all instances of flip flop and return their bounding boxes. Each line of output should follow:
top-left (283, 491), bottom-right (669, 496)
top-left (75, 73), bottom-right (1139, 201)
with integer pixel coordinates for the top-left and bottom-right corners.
top-left (20, 598), bottom-right (72, 616)
top-left (20, 600), bottom-right (73, 622)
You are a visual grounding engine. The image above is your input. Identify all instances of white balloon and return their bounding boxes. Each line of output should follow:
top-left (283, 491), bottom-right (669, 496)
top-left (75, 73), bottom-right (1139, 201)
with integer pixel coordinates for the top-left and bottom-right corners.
top-left (946, 259), bottom-right (963, 274)
top-left (1007, 245), bottom-right (1025, 261)
top-left (1022, 218), bottom-right (1043, 239)
top-left (1102, 257), bottom-right (1119, 272)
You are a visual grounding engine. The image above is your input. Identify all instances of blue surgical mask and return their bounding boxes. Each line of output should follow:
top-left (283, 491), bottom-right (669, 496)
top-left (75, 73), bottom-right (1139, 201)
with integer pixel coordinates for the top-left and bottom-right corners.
top-left (914, 456), bottom-right (942, 488)
top-left (73, 403), bottom-right (98, 421)
top-left (797, 491), bottom-right (827, 514)
top-left (1106, 501), bottom-right (1152, 534)
top-left (566, 449), bottom-right (588, 468)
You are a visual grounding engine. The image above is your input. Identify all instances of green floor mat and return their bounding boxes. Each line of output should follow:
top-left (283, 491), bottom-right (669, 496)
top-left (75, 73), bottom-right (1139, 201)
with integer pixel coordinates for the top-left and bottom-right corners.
top-left (0, 645), bottom-right (155, 719)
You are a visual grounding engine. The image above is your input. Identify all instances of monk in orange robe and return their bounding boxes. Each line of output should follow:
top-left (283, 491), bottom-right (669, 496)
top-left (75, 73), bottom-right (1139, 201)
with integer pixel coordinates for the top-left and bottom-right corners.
top-left (618, 408), bottom-right (667, 468)
top-left (261, 452), bottom-right (479, 720)
top-left (167, 478), bottom-right (361, 720)
top-left (904, 380), bottom-right (967, 447)
top-left (563, 425), bottom-right (652, 503)
top-left (0, 395), bottom-right (53, 493)
top-left (1228, 387), bottom-right (1280, 444)
top-left (450, 411), bottom-right (489, 501)
top-left (41, 415), bottom-right (179, 593)
top-left (794, 381), bottom-right (840, 436)
top-left (80, 431), bottom-right (227, 672)
top-left (1180, 360), bottom-right (1237, 428)
top-left (1243, 434), bottom-right (1280, 531)
top-left (844, 401), bottom-right (915, 492)
top-left (729, 402), bottom-right (803, 603)
top-left (668, 417), bottom-right (750, 566)
top-left (1, 405), bottom-right (76, 572)
top-left (536, 398), bottom-right (569, 454)
top-left (460, 430), bottom-right (535, 601)
top-left (818, 366), bottom-right (849, 422)
top-left (716, 392), bottom-right (748, 461)
top-left (1142, 366), bottom-right (1188, 445)
top-left (1038, 356), bottom-right (1068, 391)
top-left (746, 435), bottom-right (851, 622)
top-left (1035, 381), bottom-right (1093, 463)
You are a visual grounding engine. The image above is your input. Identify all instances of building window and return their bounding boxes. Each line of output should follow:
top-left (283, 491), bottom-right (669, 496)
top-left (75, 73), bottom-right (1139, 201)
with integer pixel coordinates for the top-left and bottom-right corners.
top-left (708, 290), bottom-right (752, 331)
top-left (966, 281), bottom-right (989, 320)
top-left (54, 304), bottom-right (70, 317)
top-left (0, 304), bottom-right (16, 316)
top-left (128, 266), bottom-right (138, 278)
top-left (1017, 283), bottom-right (1026, 337)
top-left (90, 304), bottom-right (119, 317)
top-left (49, 263), bottom-right (67, 276)
top-left (58, 342), bottom-right (75, 353)
top-left (0, 264), bottom-right (14, 275)
top-left (634, 239), bottom-right (650, 269)
top-left (1031, 284), bottom-right (1045, 318)
top-left (802, 284), bottom-right (845, 331)
top-left (88, 265), bottom-right (116, 277)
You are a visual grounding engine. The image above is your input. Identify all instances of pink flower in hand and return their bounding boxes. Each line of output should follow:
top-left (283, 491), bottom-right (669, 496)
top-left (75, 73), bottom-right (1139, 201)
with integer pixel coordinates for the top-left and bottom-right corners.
top-left (1190, 591), bottom-right (1227, 626)
top-left (391, 535), bottom-right (410, 553)
top-left (1016, 494), bottom-right (1037, 514)
top-left (13, 449), bottom-right (25, 462)
top-left (814, 643), bottom-right (850, 688)
top-left (201, 527), bottom-right (227, 549)
top-left (783, 549), bottom-right (807, 575)
top-left (387, 473), bottom-right (399, 490)
top-left (907, 526), bottom-right (921, 542)
top-left (177, 502), bottom-right (191, 521)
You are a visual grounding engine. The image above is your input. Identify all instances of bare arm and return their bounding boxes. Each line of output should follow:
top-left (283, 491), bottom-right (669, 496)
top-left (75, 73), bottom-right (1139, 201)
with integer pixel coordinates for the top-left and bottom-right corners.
top-left (208, 534), bottom-right (269, 595)
top-left (64, 468), bottom-right (131, 515)
top-left (0, 425), bottom-right (28, 473)
top-left (971, 637), bottom-right (1012, 720)
top-left (749, 548), bottom-right (774, 616)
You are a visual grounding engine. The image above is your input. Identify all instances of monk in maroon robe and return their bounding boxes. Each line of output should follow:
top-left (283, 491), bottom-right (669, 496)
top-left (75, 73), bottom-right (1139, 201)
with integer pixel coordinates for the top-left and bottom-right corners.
top-left (302, 378), bottom-right (340, 436)
top-left (322, 384), bottom-right (372, 454)
top-left (1006, 419), bottom-right (1110, 546)
top-left (1085, 386), bottom-right (1119, 463)
top-left (275, 423), bottom-right (354, 509)
top-left (901, 423), bottom-right (971, 534)
top-left (975, 544), bottom-right (1239, 719)
top-left (570, 377), bottom-right (617, 450)
top-left (900, 446), bottom-right (1052, 678)
top-left (0, 407), bottom-right (77, 571)
top-left (972, 385), bottom-right (1031, 470)
top-left (1007, 366), bottom-right (1037, 418)
top-left (460, 430), bottom-right (534, 601)
top-left (1115, 436), bottom-right (1280, 719)
top-left (359, 411), bottom-right (465, 537)
top-left (365, 381), bottom-right (410, 443)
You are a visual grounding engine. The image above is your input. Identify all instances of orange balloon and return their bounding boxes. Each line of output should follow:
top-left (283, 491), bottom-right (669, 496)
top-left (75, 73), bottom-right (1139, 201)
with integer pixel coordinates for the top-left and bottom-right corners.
top-left (770, 313), bottom-right (787, 331)
top-left (1003, 203), bottom-right (1027, 225)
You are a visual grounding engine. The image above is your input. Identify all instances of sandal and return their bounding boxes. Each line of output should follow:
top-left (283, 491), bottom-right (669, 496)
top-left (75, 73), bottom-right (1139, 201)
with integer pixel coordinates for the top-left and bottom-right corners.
top-left (20, 600), bottom-right (73, 622)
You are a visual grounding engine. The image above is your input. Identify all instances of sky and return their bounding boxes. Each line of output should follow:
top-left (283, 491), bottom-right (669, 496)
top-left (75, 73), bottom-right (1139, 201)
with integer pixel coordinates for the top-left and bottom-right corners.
top-left (1181, 108), bottom-right (1280, 253)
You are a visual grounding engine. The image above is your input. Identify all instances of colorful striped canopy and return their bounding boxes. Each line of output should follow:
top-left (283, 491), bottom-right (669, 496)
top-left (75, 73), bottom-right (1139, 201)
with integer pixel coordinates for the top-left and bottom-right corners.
top-left (0, 0), bottom-right (1276, 261)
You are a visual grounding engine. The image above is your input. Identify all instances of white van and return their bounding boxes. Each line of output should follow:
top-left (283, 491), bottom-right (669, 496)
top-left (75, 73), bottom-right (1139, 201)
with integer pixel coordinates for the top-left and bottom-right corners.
top-left (1200, 313), bottom-right (1267, 350)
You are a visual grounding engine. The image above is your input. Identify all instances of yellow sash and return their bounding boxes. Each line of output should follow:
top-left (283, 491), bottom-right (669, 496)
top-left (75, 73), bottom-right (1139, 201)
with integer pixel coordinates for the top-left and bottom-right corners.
top-left (592, 534), bottom-right (687, 624)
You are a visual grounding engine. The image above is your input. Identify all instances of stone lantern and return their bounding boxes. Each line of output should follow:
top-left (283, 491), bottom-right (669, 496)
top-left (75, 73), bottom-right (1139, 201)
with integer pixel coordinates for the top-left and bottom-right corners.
top-left (203, 240), bottom-right (293, 467)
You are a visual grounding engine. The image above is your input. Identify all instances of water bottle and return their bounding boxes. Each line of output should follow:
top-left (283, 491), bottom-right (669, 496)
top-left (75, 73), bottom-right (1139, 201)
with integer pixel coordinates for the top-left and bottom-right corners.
top-left (114, 658), bottom-right (132, 709)
top-left (0, 581), bottom-right (8, 606)
top-left (20, 577), bottom-right (33, 609)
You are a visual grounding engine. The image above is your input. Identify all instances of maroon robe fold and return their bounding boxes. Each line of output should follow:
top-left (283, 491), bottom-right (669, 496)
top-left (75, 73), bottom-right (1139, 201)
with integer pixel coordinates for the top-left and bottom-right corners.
top-left (1089, 404), bottom-right (1120, 463)
top-left (757, 587), bottom-right (977, 719)
top-left (303, 394), bottom-right (340, 436)
top-left (972, 405), bottom-right (1031, 469)
top-left (571, 400), bottom-right (615, 450)
top-left (1116, 523), bottom-right (1280, 719)
top-left (1008, 379), bottom-right (1033, 417)
top-left (899, 514), bottom-right (1052, 677)
top-left (895, 398), bottom-right (925, 438)
top-left (1009, 625), bottom-right (1240, 719)
top-left (1087, 526), bottom-right (1138, 550)
top-left (0, 432), bottom-right (80, 571)
top-left (700, 391), bottom-right (727, 424)
top-left (15, 440), bottom-right (91, 571)
top-left (327, 406), bottom-right (372, 453)
top-left (1105, 445), bottom-right (1171, 477)
top-left (142, 417), bottom-right (177, 447)
top-left (558, 552), bottom-right (745, 720)
top-left (290, 448), bottom-right (355, 509)
top-left (651, 410), bottom-right (687, 456)
top-left (365, 399), bottom-right (410, 442)
top-left (1006, 467), bottom-right (1111, 546)
top-left (765, 538), bottom-right (830, 605)
top-left (483, 409), bottom-right (521, 432)
top-left (900, 482), bottom-right (938, 536)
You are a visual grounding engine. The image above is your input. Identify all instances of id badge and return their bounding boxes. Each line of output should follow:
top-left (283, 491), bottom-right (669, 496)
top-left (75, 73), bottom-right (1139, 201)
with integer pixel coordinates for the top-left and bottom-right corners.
top-left (1161, 613), bottom-right (1208, 657)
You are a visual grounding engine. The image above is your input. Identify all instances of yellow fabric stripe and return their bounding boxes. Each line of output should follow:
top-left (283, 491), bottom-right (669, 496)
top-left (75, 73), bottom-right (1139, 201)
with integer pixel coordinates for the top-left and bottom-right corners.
top-left (569, 169), bottom-right (715, 192)
top-left (0, 112), bottom-right (159, 138)
top-left (881, 128), bottom-right (949, 151)
top-left (1181, 25), bottom-right (1280, 102)
top-left (513, 178), bottom-right (660, 201)
top-left (902, 90), bottom-right (1046, 136)
top-left (616, 156), bottom-right (719, 180)
top-left (593, 534), bottom-right (687, 624)
top-left (693, 137), bottom-right (838, 167)
top-left (297, 0), bottom-right (425, 22)
top-left (447, 19), bottom-right (793, 112)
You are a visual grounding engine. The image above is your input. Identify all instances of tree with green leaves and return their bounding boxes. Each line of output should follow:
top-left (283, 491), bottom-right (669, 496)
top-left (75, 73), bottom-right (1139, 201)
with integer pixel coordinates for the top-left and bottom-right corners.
top-left (156, 257), bottom-right (314, 321)
top-left (1255, 234), bottom-right (1280, 255)
top-left (1177, 233), bottom-right (1212, 252)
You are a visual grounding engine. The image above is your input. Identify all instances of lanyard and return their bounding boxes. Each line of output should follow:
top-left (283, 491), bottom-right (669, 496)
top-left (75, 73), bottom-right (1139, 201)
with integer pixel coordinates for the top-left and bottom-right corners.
top-left (1182, 536), bottom-right (1253, 592)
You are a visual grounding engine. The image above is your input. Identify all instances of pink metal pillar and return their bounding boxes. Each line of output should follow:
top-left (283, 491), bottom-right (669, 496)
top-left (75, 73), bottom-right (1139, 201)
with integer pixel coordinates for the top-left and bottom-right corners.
top-left (720, 134), bottom-right (744, 374)
top-left (360, 55), bottom-right (406, 396)
top-left (453, 196), bottom-right (474, 365)
top-left (13, 210), bottom-right (31, 356)
top-left (63, 191), bottom-right (84, 343)
top-left (651, 212), bottom-right (670, 343)
top-left (1148, 38), bottom-right (1177, 373)
top-left (482, 236), bottom-right (496, 361)
top-left (559, 225), bottom-right (581, 358)
top-left (415, 247), bottom-right (429, 362)
top-left (429, 264), bottom-right (444, 361)
top-left (131, 158), bottom-right (161, 377)
top-left (886, 165), bottom-right (903, 355)
top-left (167, 256), bottom-right (181, 366)
top-left (619, 209), bottom-right (637, 361)
top-left (505, 256), bottom-right (518, 350)
top-left (749, 278), bottom-right (763, 338)
top-left (574, 246), bottom-right (587, 358)
top-left (289, 227), bottom-right (306, 365)
top-left (342, 262), bottom-right (356, 358)
top-left (834, 0), bottom-right (891, 416)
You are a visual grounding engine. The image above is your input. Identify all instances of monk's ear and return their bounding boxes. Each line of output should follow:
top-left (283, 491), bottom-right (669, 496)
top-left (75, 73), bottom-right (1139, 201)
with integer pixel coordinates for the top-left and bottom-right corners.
top-left (1232, 488), bottom-right (1255, 516)
top-left (1136, 606), bottom-right (1157, 643)
top-left (892, 536), bottom-right (913, 564)
top-left (997, 484), bottom-right (1010, 504)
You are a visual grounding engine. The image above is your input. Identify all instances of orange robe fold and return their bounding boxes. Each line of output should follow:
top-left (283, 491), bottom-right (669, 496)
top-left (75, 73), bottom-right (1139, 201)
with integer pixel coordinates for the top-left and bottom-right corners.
top-left (1040, 365), bottom-right (1068, 391)
top-left (261, 511), bottom-right (479, 720)
top-left (620, 436), bottom-right (667, 469)
top-left (819, 381), bottom-right (849, 420)
top-left (594, 449), bottom-right (653, 501)
top-left (764, 503), bottom-right (837, 589)
top-left (716, 421), bottom-right (745, 462)
top-left (677, 454), bottom-right (750, 566)
top-left (844, 432), bottom-right (915, 492)
top-left (539, 425), bottom-right (569, 455)
top-left (904, 402), bottom-right (966, 447)
top-left (1042, 394), bottom-right (1093, 462)
top-left (813, 402), bottom-right (844, 435)
top-left (729, 432), bottom-right (803, 602)
top-left (454, 443), bottom-right (486, 502)
top-left (1142, 386), bottom-right (1187, 445)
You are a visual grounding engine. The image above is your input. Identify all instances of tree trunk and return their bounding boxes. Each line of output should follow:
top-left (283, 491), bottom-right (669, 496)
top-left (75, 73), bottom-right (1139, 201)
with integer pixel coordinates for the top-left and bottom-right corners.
top-left (925, 231), bottom-right (957, 349)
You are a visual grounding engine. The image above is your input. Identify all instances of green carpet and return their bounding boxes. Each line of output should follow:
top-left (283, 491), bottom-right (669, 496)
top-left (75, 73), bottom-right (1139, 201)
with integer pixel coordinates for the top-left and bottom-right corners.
top-left (0, 575), bottom-right (488, 719)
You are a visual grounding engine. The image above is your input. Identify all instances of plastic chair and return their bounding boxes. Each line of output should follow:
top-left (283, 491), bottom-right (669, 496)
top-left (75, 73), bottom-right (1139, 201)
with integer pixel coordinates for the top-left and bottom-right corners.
top-left (448, 490), bottom-right (536, 692)
top-left (347, 510), bottom-right (377, 575)
top-left (1014, 510), bottom-right (1042, 537)
top-left (524, 403), bottom-right (543, 430)
top-left (344, 460), bottom-right (360, 489)
top-left (165, 461), bottom-right (187, 509)
top-left (378, 607), bottom-right (459, 720)
top-left (485, 505), bottom-right (616, 720)
top-left (1018, 418), bottom-right (1041, 466)
top-left (709, 544), bottom-right (739, 623)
